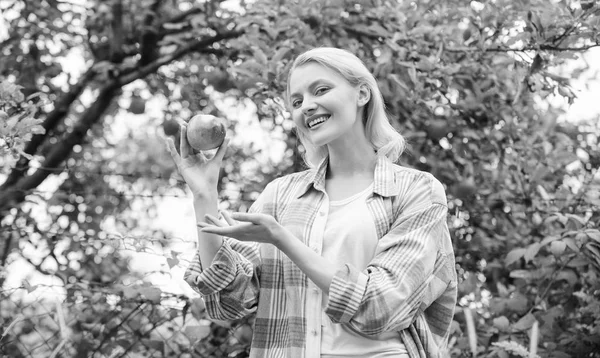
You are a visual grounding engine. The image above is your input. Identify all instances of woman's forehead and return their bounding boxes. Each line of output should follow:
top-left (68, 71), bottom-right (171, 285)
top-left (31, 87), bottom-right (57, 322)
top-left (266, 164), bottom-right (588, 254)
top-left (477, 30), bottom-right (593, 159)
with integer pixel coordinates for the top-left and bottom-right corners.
top-left (289, 63), bottom-right (346, 92)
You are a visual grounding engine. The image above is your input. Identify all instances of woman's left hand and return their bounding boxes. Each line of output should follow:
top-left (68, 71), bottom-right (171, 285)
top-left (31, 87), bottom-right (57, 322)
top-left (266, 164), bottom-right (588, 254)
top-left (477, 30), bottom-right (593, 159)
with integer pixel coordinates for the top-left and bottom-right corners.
top-left (198, 211), bottom-right (286, 246)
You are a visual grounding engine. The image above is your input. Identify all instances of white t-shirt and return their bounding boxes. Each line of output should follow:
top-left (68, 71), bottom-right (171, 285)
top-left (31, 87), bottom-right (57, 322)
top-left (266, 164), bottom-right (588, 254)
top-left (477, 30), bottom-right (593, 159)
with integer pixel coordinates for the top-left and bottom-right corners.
top-left (320, 183), bottom-right (408, 357)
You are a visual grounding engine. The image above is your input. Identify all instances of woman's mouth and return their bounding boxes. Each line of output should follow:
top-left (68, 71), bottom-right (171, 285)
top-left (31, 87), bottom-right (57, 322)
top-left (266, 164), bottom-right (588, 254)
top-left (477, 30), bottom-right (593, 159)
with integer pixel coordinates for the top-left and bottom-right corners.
top-left (307, 115), bottom-right (330, 129)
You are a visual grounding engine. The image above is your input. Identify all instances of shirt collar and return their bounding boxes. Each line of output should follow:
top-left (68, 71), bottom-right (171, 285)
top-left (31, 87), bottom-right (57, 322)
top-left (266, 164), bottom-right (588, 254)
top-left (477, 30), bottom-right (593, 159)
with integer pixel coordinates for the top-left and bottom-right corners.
top-left (295, 155), bottom-right (400, 199)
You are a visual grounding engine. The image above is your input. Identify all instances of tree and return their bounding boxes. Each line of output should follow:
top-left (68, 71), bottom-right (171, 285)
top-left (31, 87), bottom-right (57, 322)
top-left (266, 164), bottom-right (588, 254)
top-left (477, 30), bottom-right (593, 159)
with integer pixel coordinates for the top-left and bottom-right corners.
top-left (1, 0), bottom-right (599, 357)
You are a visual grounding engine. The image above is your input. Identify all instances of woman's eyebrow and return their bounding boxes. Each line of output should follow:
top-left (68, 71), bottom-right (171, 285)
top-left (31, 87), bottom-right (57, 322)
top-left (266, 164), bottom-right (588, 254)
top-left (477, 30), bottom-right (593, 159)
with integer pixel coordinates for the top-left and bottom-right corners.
top-left (290, 79), bottom-right (332, 97)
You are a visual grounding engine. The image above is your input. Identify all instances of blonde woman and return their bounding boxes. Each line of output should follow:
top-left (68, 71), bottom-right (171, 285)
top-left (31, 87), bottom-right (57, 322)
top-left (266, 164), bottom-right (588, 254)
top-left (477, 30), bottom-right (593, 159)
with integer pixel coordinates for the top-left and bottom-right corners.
top-left (167, 47), bottom-right (457, 358)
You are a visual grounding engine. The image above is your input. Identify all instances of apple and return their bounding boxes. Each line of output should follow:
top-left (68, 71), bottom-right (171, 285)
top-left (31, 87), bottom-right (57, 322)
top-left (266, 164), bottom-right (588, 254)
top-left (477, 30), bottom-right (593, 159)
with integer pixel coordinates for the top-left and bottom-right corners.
top-left (161, 119), bottom-right (180, 137)
top-left (128, 95), bottom-right (146, 115)
top-left (425, 119), bottom-right (449, 141)
top-left (455, 178), bottom-right (477, 200)
top-left (186, 114), bottom-right (226, 151)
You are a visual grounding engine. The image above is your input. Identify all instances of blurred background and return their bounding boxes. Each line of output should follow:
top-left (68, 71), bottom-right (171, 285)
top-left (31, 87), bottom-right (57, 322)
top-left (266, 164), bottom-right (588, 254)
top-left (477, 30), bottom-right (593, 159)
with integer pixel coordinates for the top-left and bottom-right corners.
top-left (1, 0), bottom-right (599, 357)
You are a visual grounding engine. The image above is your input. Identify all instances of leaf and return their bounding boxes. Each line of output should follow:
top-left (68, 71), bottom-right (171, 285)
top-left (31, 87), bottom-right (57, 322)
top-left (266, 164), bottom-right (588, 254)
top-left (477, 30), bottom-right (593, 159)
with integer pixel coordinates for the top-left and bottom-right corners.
top-left (166, 257), bottom-right (179, 268)
top-left (585, 229), bottom-right (600, 242)
top-left (506, 248), bottom-right (526, 265)
top-left (16, 148), bottom-right (34, 160)
top-left (253, 47), bottom-right (268, 65)
top-left (23, 280), bottom-right (38, 293)
top-left (28, 125), bottom-right (45, 135)
top-left (272, 46), bottom-right (291, 63)
top-left (184, 325), bottom-right (211, 341)
top-left (462, 28), bottom-right (472, 41)
top-left (524, 243), bottom-right (541, 263)
top-left (388, 73), bottom-right (409, 92)
top-left (510, 269), bottom-right (538, 280)
top-left (540, 235), bottom-right (559, 247)
top-left (536, 185), bottom-right (551, 200)
top-left (563, 237), bottom-right (579, 252)
top-left (190, 14), bottom-right (206, 28)
top-left (159, 44), bottom-right (178, 56)
top-left (550, 240), bottom-right (566, 256)
top-left (493, 316), bottom-right (510, 331)
top-left (139, 287), bottom-right (162, 303)
top-left (555, 269), bottom-right (578, 286)
top-left (507, 293), bottom-right (529, 313)
top-left (262, 25), bottom-right (278, 40)
top-left (123, 286), bottom-right (138, 299)
top-left (163, 22), bottom-right (187, 30)
top-left (141, 339), bottom-right (164, 352)
top-left (367, 23), bottom-right (390, 37)
top-left (512, 313), bottom-right (536, 332)
top-left (566, 257), bottom-right (589, 267)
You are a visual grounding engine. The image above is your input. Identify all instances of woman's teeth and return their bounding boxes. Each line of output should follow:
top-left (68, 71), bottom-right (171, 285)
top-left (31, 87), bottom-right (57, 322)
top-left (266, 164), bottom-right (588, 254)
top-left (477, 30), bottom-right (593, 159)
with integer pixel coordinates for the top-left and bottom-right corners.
top-left (308, 115), bottom-right (329, 129)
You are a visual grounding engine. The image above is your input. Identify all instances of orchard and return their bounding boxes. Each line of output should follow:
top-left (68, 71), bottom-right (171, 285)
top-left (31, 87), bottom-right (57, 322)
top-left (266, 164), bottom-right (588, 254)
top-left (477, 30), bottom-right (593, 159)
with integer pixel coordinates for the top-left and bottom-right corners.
top-left (1, 1), bottom-right (599, 357)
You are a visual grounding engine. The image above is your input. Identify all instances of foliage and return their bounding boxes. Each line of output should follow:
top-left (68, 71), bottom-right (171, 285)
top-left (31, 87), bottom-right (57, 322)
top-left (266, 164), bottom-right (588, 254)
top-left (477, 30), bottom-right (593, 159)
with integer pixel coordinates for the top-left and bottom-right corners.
top-left (0, 81), bottom-right (46, 165)
top-left (1, 0), bottom-right (600, 357)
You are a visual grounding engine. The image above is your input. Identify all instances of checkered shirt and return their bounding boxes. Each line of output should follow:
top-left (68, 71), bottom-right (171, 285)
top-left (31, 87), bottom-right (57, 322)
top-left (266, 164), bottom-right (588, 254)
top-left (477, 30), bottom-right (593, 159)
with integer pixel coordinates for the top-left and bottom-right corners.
top-left (184, 155), bottom-right (457, 358)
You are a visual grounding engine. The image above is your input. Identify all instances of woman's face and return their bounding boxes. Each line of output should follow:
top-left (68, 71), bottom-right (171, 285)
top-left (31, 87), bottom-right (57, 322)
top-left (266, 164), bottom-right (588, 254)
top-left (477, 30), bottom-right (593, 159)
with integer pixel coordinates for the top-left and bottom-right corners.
top-left (288, 63), bottom-right (367, 147)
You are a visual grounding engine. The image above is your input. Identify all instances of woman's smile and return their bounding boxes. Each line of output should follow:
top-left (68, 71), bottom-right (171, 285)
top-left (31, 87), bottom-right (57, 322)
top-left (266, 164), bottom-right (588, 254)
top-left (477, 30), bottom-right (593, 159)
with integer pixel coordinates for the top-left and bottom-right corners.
top-left (306, 114), bottom-right (331, 129)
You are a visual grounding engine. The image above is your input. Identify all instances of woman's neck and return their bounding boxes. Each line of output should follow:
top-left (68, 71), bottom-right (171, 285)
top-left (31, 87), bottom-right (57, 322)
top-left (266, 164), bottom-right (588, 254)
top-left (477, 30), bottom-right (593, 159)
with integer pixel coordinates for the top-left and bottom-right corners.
top-left (326, 139), bottom-right (377, 180)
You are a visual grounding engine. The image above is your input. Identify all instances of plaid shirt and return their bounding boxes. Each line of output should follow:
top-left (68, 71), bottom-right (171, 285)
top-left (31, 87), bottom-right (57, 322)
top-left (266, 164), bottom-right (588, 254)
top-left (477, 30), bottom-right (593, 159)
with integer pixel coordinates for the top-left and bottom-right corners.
top-left (184, 155), bottom-right (457, 358)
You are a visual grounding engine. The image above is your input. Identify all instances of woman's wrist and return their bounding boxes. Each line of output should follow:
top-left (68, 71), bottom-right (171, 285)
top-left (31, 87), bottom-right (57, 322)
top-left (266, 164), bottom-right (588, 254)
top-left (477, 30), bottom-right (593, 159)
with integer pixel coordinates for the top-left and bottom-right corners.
top-left (272, 227), bottom-right (293, 250)
top-left (192, 196), bottom-right (218, 221)
top-left (192, 190), bottom-right (218, 203)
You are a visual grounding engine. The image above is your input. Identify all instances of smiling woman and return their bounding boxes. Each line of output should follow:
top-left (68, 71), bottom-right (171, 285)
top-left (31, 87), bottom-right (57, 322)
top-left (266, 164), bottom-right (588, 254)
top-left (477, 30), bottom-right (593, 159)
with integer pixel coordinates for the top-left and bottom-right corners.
top-left (166, 47), bottom-right (457, 358)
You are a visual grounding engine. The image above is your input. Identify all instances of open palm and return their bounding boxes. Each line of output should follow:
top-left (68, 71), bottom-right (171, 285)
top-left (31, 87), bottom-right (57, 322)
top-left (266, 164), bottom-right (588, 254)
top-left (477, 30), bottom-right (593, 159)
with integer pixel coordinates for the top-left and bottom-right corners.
top-left (198, 211), bottom-right (286, 246)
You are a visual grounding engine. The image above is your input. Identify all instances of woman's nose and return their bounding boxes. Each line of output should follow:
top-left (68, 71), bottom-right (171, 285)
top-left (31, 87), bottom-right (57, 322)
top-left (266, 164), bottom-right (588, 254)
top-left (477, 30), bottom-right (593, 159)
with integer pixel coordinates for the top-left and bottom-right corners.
top-left (302, 100), bottom-right (317, 115)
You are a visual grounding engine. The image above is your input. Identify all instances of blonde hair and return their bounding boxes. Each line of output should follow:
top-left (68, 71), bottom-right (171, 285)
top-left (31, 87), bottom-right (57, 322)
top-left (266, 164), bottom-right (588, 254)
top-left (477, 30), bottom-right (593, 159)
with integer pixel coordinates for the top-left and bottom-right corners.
top-left (286, 47), bottom-right (405, 168)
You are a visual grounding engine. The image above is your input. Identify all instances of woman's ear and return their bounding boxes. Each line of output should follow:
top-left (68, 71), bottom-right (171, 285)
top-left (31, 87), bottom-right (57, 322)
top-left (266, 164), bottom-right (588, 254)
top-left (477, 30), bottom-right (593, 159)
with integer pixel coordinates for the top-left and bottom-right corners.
top-left (357, 84), bottom-right (371, 107)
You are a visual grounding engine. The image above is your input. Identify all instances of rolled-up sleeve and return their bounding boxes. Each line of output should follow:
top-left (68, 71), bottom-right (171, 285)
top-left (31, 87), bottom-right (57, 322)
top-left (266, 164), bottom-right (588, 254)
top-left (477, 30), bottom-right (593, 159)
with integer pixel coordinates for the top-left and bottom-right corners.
top-left (325, 174), bottom-right (456, 336)
top-left (183, 181), bottom-right (279, 320)
top-left (184, 239), bottom-right (260, 320)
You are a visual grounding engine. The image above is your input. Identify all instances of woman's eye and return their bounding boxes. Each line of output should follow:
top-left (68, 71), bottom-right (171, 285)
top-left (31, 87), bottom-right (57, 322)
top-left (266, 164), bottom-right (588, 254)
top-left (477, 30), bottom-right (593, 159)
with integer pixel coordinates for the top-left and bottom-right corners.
top-left (292, 99), bottom-right (302, 108)
top-left (315, 87), bottom-right (329, 95)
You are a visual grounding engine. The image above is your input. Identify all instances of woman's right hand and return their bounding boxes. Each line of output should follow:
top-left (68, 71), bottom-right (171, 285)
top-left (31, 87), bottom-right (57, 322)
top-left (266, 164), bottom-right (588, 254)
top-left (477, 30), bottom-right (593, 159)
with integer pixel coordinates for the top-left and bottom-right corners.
top-left (165, 122), bottom-right (229, 200)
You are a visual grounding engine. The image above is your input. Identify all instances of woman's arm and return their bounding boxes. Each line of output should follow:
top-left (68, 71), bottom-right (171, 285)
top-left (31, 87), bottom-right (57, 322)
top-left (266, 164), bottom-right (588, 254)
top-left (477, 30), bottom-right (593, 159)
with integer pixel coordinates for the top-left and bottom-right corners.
top-left (167, 124), bottom-right (261, 320)
top-left (165, 124), bottom-right (227, 268)
top-left (273, 228), bottom-right (338, 294)
top-left (192, 195), bottom-right (224, 269)
top-left (324, 175), bottom-right (457, 336)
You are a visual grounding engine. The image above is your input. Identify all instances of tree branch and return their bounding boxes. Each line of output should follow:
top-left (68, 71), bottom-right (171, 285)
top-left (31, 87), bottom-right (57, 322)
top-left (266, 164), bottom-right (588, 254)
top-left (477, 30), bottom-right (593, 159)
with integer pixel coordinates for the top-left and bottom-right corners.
top-left (0, 29), bottom-right (244, 213)
top-left (109, 0), bottom-right (125, 62)
top-left (139, 0), bottom-right (162, 65)
top-left (0, 68), bottom-right (96, 191)
top-left (444, 43), bottom-right (600, 53)
top-left (119, 29), bottom-right (243, 85)
top-left (160, 5), bottom-right (204, 27)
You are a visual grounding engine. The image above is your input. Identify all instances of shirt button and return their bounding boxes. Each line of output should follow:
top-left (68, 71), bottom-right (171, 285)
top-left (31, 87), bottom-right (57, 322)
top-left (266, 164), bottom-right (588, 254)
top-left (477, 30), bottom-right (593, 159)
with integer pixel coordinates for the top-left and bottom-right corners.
top-left (319, 211), bottom-right (326, 217)
top-left (312, 329), bottom-right (318, 336)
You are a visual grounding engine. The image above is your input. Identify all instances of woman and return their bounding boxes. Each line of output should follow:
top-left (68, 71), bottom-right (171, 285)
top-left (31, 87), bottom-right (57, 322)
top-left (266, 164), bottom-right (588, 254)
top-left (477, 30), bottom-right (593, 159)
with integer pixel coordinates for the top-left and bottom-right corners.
top-left (166, 47), bottom-right (457, 358)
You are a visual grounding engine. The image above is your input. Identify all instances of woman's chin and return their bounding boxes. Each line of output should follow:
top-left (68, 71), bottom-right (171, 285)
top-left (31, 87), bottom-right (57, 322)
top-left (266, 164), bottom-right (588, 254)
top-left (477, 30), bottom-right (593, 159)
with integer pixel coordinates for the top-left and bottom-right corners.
top-left (308, 134), bottom-right (331, 147)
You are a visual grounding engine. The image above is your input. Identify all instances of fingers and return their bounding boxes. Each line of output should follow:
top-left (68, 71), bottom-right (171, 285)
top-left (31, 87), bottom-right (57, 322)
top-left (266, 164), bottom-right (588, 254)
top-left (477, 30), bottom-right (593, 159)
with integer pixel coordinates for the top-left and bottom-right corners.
top-left (213, 137), bottom-right (230, 162)
top-left (198, 222), bottom-right (253, 238)
top-left (179, 124), bottom-right (191, 158)
top-left (204, 214), bottom-right (227, 227)
top-left (220, 210), bottom-right (237, 226)
top-left (199, 225), bottom-right (235, 236)
top-left (231, 212), bottom-right (264, 225)
top-left (165, 137), bottom-right (180, 163)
